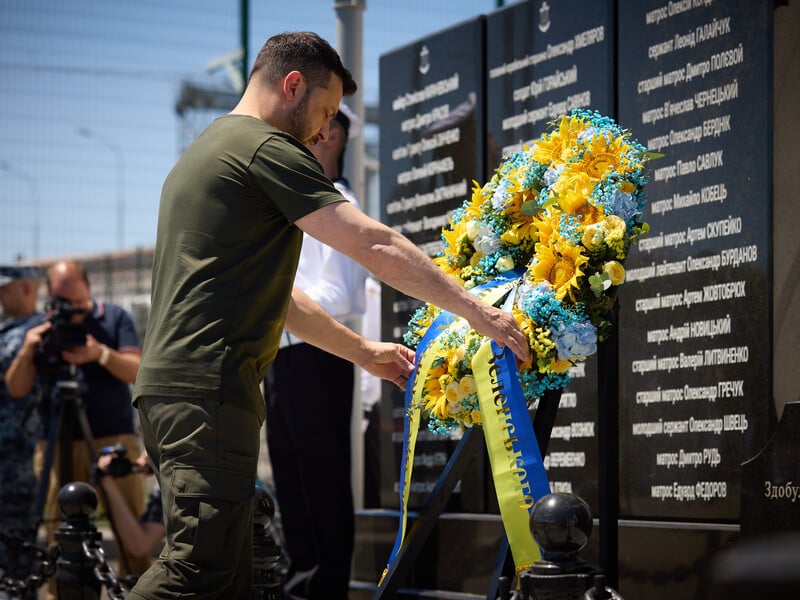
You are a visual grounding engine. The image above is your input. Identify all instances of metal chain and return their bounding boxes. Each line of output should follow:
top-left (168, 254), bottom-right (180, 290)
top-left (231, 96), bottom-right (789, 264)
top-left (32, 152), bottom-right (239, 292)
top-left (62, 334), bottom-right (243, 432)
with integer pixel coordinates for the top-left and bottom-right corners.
top-left (0, 534), bottom-right (58, 600)
top-left (81, 539), bottom-right (127, 600)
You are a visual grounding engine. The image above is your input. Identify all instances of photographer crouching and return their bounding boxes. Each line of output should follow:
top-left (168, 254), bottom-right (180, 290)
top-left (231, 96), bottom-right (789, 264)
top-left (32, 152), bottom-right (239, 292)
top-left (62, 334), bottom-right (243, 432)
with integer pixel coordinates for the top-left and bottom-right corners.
top-left (93, 446), bottom-right (164, 562)
top-left (5, 260), bottom-right (147, 597)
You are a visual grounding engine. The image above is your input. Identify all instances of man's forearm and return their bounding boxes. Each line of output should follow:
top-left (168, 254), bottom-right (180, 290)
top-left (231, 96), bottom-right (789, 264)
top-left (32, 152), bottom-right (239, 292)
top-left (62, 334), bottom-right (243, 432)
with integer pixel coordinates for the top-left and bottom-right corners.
top-left (98, 348), bottom-right (141, 384)
top-left (99, 476), bottom-right (153, 558)
top-left (285, 286), bottom-right (369, 366)
top-left (6, 344), bottom-right (38, 398)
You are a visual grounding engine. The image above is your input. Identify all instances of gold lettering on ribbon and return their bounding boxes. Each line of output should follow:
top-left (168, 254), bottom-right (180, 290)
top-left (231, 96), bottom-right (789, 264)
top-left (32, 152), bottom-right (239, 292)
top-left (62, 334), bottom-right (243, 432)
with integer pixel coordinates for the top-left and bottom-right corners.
top-left (488, 346), bottom-right (536, 510)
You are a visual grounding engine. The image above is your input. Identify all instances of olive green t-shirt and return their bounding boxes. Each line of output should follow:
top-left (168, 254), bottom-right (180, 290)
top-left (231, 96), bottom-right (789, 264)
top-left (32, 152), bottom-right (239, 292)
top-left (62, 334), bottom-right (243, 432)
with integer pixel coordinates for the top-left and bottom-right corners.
top-left (134, 115), bottom-right (345, 421)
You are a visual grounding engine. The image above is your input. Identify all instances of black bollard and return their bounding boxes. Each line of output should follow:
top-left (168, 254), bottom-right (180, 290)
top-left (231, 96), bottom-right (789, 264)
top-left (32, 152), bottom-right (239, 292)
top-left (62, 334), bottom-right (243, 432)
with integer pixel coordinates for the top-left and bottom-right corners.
top-left (522, 493), bottom-right (602, 600)
top-left (54, 482), bottom-right (102, 600)
top-left (252, 486), bottom-right (282, 600)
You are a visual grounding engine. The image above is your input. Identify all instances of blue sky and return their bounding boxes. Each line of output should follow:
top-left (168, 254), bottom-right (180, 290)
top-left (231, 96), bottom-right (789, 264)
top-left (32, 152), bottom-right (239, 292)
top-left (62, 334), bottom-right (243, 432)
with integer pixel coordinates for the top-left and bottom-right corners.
top-left (0, 0), bottom-right (499, 263)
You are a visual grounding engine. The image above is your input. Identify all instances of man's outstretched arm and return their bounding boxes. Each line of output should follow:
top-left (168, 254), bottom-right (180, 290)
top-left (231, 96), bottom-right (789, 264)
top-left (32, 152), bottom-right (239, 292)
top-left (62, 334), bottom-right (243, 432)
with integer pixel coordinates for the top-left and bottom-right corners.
top-left (296, 201), bottom-right (531, 362)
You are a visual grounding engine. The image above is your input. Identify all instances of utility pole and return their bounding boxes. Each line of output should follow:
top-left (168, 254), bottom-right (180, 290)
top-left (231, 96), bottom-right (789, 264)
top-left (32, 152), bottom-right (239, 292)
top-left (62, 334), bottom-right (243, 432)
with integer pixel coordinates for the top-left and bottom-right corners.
top-left (240, 0), bottom-right (249, 92)
top-left (335, 0), bottom-right (366, 204)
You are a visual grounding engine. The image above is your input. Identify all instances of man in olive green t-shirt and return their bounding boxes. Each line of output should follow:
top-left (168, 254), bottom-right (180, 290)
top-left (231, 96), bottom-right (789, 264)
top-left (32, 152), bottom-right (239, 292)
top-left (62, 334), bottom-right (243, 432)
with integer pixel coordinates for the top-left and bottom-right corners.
top-left (130, 32), bottom-right (529, 600)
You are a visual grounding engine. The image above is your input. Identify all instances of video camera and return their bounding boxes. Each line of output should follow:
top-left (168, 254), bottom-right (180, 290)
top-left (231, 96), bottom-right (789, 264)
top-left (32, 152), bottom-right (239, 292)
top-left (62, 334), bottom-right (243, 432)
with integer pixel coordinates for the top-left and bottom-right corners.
top-left (39, 296), bottom-right (88, 356)
top-left (98, 444), bottom-right (143, 479)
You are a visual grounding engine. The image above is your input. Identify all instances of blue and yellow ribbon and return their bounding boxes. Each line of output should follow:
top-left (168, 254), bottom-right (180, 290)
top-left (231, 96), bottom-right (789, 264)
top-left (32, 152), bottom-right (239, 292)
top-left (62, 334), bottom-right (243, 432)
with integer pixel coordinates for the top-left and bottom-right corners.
top-left (381, 268), bottom-right (550, 582)
top-left (473, 338), bottom-right (550, 571)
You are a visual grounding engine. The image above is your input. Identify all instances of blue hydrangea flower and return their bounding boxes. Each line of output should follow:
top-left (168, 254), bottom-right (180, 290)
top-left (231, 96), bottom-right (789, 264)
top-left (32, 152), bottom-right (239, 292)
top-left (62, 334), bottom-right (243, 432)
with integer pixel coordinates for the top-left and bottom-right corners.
top-left (552, 320), bottom-right (598, 361)
top-left (491, 179), bottom-right (512, 212)
top-left (543, 163), bottom-right (565, 188)
top-left (609, 189), bottom-right (640, 222)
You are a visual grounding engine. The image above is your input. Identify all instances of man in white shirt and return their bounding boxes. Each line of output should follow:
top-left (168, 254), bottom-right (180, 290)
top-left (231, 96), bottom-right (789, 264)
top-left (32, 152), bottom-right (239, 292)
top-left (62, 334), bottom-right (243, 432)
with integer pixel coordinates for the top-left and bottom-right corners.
top-left (264, 105), bottom-right (368, 599)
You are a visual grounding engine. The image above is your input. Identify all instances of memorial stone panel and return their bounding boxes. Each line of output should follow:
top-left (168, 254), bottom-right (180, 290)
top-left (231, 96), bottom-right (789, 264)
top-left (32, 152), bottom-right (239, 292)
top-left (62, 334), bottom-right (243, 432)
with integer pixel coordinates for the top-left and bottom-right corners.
top-left (378, 18), bottom-right (486, 511)
top-left (485, 0), bottom-right (614, 512)
top-left (740, 402), bottom-right (800, 538)
top-left (617, 0), bottom-right (772, 520)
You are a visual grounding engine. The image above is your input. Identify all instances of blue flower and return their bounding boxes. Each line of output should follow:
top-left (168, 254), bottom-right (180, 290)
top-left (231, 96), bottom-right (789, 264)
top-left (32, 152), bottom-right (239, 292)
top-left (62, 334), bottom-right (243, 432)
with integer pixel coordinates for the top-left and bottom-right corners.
top-left (491, 179), bottom-right (511, 212)
top-left (543, 164), bottom-right (565, 187)
top-left (609, 189), bottom-right (640, 222)
top-left (553, 320), bottom-right (598, 361)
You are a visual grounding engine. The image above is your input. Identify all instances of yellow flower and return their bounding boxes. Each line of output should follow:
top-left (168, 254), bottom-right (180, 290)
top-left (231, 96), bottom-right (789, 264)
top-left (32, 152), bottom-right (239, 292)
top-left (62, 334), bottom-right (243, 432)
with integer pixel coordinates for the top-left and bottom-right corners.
top-left (532, 114), bottom-right (586, 164)
top-left (422, 362), bottom-right (446, 398)
top-left (466, 220), bottom-right (480, 240)
top-left (603, 215), bottom-right (626, 237)
top-left (500, 226), bottom-right (522, 246)
top-left (549, 358), bottom-right (573, 373)
top-left (530, 240), bottom-right (588, 301)
top-left (496, 255), bottom-right (515, 272)
top-left (532, 207), bottom-right (561, 245)
top-left (459, 375), bottom-right (477, 396)
top-left (445, 380), bottom-right (462, 405)
top-left (470, 409), bottom-right (483, 426)
top-left (602, 215), bottom-right (627, 257)
top-left (603, 260), bottom-right (625, 285)
top-left (452, 345), bottom-right (466, 366)
top-left (551, 168), bottom-right (596, 214)
top-left (582, 223), bottom-right (605, 251)
top-left (425, 393), bottom-right (449, 419)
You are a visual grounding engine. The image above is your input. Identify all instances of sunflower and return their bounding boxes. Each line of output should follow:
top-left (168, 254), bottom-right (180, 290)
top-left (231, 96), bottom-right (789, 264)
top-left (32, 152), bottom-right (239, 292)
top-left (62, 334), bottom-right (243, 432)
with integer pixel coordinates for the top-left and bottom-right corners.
top-left (532, 206), bottom-right (561, 246)
top-left (581, 132), bottom-right (641, 180)
top-left (532, 113), bottom-right (586, 164)
top-left (530, 239), bottom-right (588, 301)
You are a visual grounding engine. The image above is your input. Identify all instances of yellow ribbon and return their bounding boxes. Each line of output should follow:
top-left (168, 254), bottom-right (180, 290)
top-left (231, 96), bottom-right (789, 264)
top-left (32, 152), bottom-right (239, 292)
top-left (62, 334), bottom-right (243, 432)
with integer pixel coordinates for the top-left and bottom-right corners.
top-left (473, 339), bottom-right (542, 571)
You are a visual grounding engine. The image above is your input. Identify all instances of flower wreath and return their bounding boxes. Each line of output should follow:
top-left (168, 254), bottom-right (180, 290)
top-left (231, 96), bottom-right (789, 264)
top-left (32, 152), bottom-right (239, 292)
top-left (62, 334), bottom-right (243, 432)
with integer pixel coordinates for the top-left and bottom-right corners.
top-left (404, 109), bottom-right (655, 434)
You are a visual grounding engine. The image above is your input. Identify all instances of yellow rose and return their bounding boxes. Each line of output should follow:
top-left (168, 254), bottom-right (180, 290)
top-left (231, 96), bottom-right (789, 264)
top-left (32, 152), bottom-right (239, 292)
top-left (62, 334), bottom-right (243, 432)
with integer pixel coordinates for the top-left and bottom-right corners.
top-left (603, 215), bottom-right (626, 237)
top-left (466, 220), bottom-right (480, 240)
top-left (581, 223), bottom-right (605, 251)
top-left (445, 380), bottom-right (462, 405)
top-left (459, 375), bottom-right (477, 396)
top-left (603, 260), bottom-right (625, 285)
top-left (495, 255), bottom-right (515, 272)
top-left (470, 409), bottom-right (483, 425)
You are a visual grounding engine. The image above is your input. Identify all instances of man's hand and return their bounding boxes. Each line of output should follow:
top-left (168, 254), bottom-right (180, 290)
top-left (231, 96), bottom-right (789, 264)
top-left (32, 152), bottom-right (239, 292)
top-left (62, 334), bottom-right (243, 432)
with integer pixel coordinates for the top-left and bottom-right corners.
top-left (468, 305), bottom-right (531, 363)
top-left (59, 333), bottom-right (103, 365)
top-left (358, 340), bottom-right (415, 390)
top-left (22, 320), bottom-right (51, 354)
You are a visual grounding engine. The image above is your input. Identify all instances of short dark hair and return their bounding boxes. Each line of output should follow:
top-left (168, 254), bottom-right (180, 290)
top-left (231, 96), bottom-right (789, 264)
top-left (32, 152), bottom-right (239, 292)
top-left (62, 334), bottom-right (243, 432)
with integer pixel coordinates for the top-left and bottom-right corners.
top-left (249, 31), bottom-right (357, 95)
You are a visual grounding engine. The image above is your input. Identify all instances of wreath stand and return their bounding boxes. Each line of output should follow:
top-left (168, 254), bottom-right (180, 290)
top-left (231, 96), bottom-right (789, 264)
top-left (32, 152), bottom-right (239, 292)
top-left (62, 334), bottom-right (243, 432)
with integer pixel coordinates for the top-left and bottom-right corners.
top-left (375, 310), bottom-right (620, 598)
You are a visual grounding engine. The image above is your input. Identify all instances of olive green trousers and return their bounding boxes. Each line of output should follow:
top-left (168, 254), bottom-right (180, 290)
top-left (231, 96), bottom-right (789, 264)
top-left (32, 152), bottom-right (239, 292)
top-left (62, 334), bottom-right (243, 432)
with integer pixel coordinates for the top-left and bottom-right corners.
top-left (128, 396), bottom-right (260, 600)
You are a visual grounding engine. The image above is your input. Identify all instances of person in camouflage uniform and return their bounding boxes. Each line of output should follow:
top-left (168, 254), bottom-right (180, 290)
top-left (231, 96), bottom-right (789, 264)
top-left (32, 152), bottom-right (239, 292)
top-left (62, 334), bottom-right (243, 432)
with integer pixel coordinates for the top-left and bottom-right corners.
top-left (0, 264), bottom-right (44, 588)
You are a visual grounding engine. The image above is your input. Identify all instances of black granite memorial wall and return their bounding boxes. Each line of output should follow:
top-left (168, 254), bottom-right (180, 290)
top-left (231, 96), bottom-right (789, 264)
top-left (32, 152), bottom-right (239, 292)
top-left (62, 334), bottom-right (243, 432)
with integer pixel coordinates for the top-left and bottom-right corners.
top-left (485, 0), bottom-right (614, 514)
top-left (616, 0), bottom-right (773, 522)
top-left (372, 0), bottom-right (777, 597)
top-left (378, 16), bottom-right (487, 512)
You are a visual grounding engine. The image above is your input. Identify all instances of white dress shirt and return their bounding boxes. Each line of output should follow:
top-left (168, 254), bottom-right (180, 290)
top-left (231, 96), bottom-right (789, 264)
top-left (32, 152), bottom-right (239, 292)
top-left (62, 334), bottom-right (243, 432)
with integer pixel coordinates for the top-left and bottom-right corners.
top-left (280, 179), bottom-right (368, 348)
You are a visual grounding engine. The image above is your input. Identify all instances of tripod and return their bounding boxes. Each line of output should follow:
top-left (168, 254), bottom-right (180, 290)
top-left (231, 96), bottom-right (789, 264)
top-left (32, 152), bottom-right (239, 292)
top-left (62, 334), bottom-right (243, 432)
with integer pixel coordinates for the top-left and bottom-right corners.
top-left (31, 358), bottom-right (133, 580)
